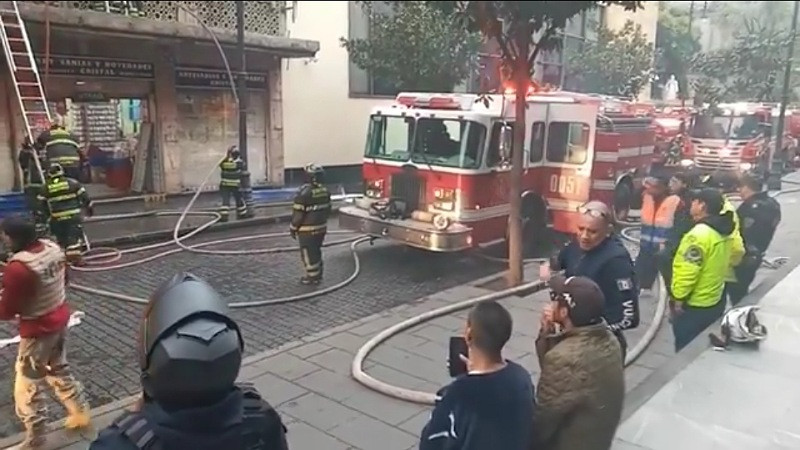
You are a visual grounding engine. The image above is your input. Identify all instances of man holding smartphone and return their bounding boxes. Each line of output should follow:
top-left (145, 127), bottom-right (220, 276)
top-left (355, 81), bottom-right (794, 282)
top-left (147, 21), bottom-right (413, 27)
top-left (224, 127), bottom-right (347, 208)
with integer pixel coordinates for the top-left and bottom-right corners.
top-left (419, 300), bottom-right (535, 450)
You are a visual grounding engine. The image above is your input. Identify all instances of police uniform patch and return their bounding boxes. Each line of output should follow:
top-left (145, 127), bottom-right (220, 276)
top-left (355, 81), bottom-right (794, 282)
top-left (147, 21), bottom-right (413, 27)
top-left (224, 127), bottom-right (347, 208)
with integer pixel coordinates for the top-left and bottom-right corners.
top-left (616, 278), bottom-right (634, 291)
top-left (684, 245), bottom-right (703, 264)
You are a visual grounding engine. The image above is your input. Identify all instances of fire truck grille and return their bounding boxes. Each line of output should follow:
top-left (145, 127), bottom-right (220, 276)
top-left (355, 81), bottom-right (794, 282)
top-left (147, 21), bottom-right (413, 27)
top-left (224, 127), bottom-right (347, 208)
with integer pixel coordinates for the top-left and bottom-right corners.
top-left (390, 171), bottom-right (426, 212)
top-left (694, 147), bottom-right (742, 171)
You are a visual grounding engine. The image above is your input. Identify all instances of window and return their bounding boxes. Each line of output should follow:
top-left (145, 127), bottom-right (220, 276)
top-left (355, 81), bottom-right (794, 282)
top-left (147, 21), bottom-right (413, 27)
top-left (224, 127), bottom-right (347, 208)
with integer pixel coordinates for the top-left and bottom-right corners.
top-left (487, 121), bottom-right (516, 168)
top-left (546, 122), bottom-right (591, 164)
top-left (364, 116), bottom-right (486, 169)
top-left (347, 2), bottom-right (400, 97)
top-left (365, 115), bottom-right (413, 161)
top-left (530, 121), bottom-right (545, 162)
top-left (413, 119), bottom-right (486, 169)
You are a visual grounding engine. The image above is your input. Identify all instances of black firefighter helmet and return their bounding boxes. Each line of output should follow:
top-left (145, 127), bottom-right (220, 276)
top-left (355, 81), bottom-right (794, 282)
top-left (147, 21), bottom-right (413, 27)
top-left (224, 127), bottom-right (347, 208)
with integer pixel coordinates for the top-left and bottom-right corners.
top-left (304, 163), bottom-right (324, 183)
top-left (139, 273), bottom-right (244, 406)
top-left (227, 145), bottom-right (241, 160)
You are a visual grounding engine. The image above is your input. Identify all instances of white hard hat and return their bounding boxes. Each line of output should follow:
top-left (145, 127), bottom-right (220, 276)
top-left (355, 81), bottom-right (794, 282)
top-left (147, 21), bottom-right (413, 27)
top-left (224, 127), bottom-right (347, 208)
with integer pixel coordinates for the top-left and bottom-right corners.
top-left (722, 305), bottom-right (767, 344)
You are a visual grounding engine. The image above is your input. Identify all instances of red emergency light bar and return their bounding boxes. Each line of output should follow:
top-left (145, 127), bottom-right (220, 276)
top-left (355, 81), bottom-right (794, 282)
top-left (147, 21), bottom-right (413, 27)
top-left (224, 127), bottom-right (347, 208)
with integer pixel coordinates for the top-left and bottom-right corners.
top-left (395, 94), bottom-right (464, 110)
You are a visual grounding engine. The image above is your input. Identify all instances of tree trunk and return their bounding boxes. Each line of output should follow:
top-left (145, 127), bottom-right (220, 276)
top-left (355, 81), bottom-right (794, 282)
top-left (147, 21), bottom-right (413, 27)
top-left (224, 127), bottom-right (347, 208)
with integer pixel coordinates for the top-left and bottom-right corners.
top-left (506, 54), bottom-right (528, 287)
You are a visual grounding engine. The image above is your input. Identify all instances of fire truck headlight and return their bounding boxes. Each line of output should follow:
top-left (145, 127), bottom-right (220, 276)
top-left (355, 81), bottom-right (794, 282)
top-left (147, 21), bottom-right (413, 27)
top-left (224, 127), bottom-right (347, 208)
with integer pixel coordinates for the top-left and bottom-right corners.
top-left (433, 188), bottom-right (456, 211)
top-left (680, 159), bottom-right (695, 168)
top-left (433, 214), bottom-right (451, 231)
top-left (740, 162), bottom-right (753, 171)
top-left (365, 179), bottom-right (384, 198)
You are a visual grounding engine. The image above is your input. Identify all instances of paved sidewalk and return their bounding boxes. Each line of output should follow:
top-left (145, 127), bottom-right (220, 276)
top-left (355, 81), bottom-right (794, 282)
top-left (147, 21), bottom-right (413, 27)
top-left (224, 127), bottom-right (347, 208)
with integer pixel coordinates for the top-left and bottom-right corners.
top-left (3, 260), bottom-right (675, 450)
top-left (613, 264), bottom-right (800, 450)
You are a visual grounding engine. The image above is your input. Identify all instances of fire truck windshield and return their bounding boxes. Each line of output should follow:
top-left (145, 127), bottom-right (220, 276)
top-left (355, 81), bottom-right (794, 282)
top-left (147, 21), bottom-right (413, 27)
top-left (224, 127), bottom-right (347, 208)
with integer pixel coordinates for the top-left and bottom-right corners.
top-left (689, 114), bottom-right (761, 140)
top-left (365, 115), bottom-right (486, 169)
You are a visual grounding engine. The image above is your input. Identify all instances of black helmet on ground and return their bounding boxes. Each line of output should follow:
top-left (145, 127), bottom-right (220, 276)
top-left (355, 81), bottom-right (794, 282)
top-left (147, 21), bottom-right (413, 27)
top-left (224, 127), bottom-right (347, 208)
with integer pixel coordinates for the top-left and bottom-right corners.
top-left (304, 163), bottom-right (324, 183)
top-left (139, 273), bottom-right (244, 407)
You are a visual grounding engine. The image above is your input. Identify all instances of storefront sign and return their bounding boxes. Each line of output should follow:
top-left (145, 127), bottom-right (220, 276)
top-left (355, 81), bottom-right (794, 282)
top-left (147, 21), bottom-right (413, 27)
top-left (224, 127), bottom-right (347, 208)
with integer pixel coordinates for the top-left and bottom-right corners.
top-left (73, 92), bottom-right (108, 102)
top-left (34, 55), bottom-right (154, 79)
top-left (175, 67), bottom-right (266, 90)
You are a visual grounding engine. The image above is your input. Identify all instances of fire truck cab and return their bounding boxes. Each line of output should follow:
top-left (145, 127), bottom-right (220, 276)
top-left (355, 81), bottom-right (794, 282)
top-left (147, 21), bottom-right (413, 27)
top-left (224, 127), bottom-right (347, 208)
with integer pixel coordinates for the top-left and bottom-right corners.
top-left (338, 91), bottom-right (655, 252)
top-left (679, 103), bottom-right (795, 178)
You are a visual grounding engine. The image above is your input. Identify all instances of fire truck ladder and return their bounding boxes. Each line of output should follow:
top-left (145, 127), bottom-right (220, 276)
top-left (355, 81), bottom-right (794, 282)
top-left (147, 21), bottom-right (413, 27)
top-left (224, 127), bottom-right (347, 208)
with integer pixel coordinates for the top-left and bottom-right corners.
top-left (0, 0), bottom-right (51, 178)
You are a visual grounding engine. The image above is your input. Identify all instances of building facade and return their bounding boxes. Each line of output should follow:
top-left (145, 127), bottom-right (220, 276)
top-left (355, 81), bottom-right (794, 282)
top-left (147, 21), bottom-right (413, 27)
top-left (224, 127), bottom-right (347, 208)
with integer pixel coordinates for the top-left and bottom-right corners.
top-left (280, 1), bottom-right (659, 189)
top-left (0, 1), bottom-right (319, 196)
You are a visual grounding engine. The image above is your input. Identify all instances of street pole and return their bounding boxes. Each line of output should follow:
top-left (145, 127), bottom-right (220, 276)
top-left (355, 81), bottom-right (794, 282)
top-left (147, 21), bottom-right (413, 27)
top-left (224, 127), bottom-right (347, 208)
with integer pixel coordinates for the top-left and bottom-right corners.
top-left (767, 0), bottom-right (799, 191)
top-left (236, 0), bottom-right (254, 217)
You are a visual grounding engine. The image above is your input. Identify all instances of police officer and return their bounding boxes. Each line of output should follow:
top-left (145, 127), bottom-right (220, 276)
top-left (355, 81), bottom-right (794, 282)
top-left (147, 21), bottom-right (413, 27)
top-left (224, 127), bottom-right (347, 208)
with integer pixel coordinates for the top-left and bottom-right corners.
top-left (219, 146), bottom-right (246, 222)
top-left (699, 174), bottom-right (745, 301)
top-left (554, 201), bottom-right (640, 359)
top-left (38, 164), bottom-right (93, 264)
top-left (89, 273), bottom-right (290, 450)
top-left (18, 139), bottom-right (49, 237)
top-left (728, 174), bottom-right (781, 305)
top-left (658, 172), bottom-right (699, 296)
top-left (35, 121), bottom-right (82, 181)
top-left (671, 188), bottom-right (736, 351)
top-left (290, 165), bottom-right (332, 285)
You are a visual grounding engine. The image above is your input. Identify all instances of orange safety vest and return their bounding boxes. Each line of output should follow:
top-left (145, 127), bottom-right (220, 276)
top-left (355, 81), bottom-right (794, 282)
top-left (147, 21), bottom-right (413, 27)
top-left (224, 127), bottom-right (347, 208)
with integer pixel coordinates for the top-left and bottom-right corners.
top-left (640, 194), bottom-right (681, 249)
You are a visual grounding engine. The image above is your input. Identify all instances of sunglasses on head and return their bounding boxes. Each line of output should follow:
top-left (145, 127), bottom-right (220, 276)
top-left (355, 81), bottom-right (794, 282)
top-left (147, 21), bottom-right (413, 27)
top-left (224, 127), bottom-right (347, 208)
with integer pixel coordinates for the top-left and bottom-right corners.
top-left (576, 205), bottom-right (608, 219)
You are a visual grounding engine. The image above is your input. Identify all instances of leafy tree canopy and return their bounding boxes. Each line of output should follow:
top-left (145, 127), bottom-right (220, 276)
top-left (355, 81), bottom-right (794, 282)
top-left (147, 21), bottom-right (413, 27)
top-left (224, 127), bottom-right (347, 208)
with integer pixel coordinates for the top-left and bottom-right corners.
top-left (691, 18), bottom-right (794, 104)
top-left (569, 20), bottom-right (655, 99)
top-left (340, 1), bottom-right (481, 92)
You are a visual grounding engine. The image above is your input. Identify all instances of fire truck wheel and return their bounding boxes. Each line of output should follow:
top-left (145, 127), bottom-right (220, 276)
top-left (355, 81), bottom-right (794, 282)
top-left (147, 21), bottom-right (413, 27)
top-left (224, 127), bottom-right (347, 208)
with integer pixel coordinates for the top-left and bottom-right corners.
top-left (613, 182), bottom-right (633, 222)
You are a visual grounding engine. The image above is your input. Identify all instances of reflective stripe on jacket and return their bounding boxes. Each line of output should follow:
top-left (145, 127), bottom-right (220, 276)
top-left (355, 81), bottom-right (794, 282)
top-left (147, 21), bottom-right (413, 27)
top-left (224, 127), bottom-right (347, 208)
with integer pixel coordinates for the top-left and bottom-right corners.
top-left (39, 177), bottom-right (86, 221)
top-left (290, 183), bottom-right (331, 232)
top-left (672, 222), bottom-right (731, 308)
top-left (219, 157), bottom-right (244, 187)
top-left (39, 128), bottom-right (81, 168)
top-left (640, 194), bottom-right (681, 251)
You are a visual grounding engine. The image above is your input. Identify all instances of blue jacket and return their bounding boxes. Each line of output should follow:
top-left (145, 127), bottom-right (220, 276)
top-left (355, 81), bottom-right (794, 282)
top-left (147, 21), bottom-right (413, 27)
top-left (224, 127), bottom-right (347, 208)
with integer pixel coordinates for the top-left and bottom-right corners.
top-left (419, 361), bottom-right (534, 450)
top-left (557, 236), bottom-right (640, 331)
top-left (90, 388), bottom-right (286, 450)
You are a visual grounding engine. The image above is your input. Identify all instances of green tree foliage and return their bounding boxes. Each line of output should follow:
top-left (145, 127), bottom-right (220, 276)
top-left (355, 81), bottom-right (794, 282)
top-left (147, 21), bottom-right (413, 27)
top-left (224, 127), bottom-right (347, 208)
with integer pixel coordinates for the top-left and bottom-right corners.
top-left (654, 4), bottom-right (699, 97)
top-left (340, 2), bottom-right (481, 92)
top-left (691, 18), bottom-right (793, 104)
top-left (568, 20), bottom-right (655, 99)
top-left (429, 1), bottom-right (642, 285)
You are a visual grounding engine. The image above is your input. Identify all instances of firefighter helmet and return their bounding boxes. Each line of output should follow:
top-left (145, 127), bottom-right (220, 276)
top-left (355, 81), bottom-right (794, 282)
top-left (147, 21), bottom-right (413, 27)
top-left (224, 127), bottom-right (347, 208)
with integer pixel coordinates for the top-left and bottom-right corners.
top-left (304, 164), bottom-right (324, 183)
top-left (139, 273), bottom-right (244, 406)
top-left (722, 305), bottom-right (768, 344)
top-left (48, 163), bottom-right (64, 178)
top-left (227, 145), bottom-right (240, 159)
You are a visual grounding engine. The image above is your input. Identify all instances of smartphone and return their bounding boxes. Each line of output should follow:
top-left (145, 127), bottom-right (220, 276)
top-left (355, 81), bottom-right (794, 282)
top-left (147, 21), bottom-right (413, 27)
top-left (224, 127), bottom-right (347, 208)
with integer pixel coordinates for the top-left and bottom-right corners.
top-left (448, 336), bottom-right (469, 377)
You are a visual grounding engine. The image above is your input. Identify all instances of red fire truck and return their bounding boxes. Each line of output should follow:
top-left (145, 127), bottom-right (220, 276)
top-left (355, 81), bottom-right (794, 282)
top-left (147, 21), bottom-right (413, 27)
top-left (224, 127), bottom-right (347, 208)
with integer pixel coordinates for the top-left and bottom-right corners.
top-left (338, 91), bottom-right (655, 252)
top-left (679, 103), bottom-right (796, 178)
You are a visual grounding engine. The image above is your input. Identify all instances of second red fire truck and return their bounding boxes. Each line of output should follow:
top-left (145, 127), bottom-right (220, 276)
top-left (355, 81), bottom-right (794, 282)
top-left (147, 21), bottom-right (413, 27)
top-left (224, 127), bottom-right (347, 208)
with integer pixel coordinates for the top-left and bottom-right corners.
top-left (338, 90), bottom-right (655, 252)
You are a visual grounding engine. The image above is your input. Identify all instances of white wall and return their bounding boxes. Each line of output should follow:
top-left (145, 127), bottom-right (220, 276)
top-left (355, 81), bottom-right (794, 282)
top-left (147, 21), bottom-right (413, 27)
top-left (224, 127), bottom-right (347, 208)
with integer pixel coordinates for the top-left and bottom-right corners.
top-left (282, 0), bottom-right (393, 169)
top-left (606, 1), bottom-right (660, 100)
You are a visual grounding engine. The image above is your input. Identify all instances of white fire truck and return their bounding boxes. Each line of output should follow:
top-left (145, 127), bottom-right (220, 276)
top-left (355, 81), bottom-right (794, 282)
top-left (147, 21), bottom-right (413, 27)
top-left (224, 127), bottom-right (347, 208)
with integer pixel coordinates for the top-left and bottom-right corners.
top-left (338, 91), bottom-right (656, 252)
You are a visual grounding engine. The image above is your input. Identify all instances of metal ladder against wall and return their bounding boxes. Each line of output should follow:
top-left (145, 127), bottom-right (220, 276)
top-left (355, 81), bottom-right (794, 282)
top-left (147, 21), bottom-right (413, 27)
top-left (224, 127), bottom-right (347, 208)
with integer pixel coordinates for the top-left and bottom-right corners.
top-left (0, 0), bottom-right (51, 179)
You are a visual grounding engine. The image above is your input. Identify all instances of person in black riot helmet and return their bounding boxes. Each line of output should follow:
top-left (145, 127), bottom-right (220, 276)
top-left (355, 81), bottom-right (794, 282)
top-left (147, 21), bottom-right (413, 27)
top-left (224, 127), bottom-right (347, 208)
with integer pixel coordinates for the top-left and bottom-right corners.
top-left (89, 273), bottom-right (289, 450)
top-left (290, 164), bottom-right (332, 285)
top-left (219, 146), bottom-right (247, 222)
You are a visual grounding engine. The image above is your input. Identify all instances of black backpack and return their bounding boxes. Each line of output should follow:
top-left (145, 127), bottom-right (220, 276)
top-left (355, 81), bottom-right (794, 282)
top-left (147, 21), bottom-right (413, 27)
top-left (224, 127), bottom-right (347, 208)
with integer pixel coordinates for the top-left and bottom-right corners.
top-left (113, 383), bottom-right (288, 450)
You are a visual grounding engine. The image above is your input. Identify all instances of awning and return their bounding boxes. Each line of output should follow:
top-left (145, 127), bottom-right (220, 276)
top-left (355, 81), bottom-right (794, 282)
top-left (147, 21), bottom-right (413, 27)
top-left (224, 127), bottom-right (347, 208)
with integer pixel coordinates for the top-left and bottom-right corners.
top-left (17, 3), bottom-right (319, 58)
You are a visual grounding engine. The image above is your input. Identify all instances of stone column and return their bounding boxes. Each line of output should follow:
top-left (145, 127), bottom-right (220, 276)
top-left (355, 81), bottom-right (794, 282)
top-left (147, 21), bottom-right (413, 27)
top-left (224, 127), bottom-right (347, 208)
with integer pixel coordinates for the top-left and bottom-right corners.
top-left (152, 45), bottom-right (181, 193)
top-left (267, 61), bottom-right (285, 186)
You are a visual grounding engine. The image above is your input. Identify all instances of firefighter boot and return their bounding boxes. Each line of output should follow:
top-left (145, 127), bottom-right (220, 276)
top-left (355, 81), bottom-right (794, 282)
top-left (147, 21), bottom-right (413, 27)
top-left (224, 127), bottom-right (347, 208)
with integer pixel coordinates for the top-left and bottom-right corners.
top-left (64, 403), bottom-right (92, 433)
top-left (300, 276), bottom-right (321, 285)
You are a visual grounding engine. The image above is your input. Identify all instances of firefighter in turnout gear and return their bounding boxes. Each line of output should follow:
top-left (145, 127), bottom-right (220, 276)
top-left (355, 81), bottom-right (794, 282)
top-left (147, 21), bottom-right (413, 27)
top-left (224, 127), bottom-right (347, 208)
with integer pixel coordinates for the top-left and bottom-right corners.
top-left (35, 122), bottom-right (82, 181)
top-left (38, 164), bottom-right (93, 264)
top-left (218, 146), bottom-right (246, 222)
top-left (18, 139), bottom-right (49, 237)
top-left (290, 165), bottom-right (332, 285)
